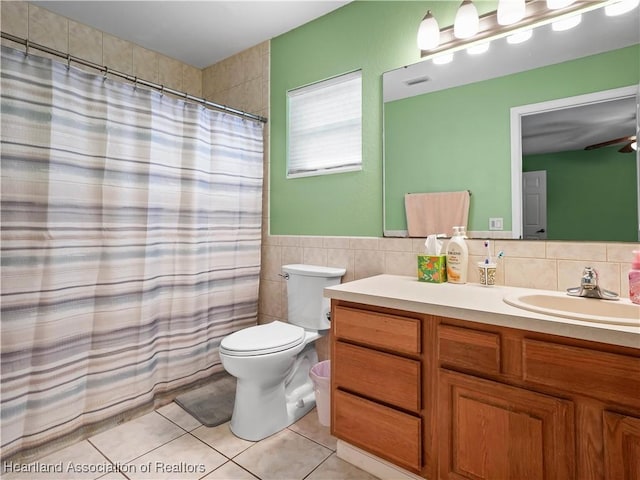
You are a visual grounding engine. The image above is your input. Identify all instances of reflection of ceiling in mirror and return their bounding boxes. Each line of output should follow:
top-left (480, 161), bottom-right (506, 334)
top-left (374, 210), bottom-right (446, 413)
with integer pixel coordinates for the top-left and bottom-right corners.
top-left (383, 5), bottom-right (639, 103)
top-left (521, 96), bottom-right (637, 155)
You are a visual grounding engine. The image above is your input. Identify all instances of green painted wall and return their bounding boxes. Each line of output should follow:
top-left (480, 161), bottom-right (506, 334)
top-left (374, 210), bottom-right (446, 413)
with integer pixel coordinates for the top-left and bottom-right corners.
top-left (384, 45), bottom-right (639, 233)
top-left (523, 146), bottom-right (638, 242)
top-left (270, 0), bottom-right (638, 237)
top-left (270, 1), bottom-right (486, 236)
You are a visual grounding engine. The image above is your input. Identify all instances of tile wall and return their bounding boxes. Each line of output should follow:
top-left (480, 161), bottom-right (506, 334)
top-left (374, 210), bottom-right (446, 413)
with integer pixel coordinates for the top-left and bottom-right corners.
top-left (260, 235), bottom-right (638, 314)
top-left (1, 2), bottom-right (203, 96)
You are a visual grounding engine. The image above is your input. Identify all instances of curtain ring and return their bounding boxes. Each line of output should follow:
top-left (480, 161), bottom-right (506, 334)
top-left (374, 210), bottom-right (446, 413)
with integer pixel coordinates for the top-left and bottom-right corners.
top-left (67, 54), bottom-right (71, 70)
top-left (25, 39), bottom-right (29, 56)
top-left (103, 66), bottom-right (109, 79)
top-left (160, 85), bottom-right (164, 97)
top-left (133, 76), bottom-right (138, 90)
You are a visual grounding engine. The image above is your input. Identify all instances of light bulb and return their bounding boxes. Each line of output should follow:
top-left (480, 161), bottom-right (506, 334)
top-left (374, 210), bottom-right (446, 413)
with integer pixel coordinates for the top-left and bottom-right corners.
top-left (546, 0), bottom-right (574, 9)
top-left (552, 14), bottom-right (581, 31)
top-left (497, 0), bottom-right (526, 25)
top-left (433, 53), bottom-right (454, 65)
top-left (454, 0), bottom-right (480, 39)
top-left (467, 42), bottom-right (490, 54)
top-left (605, 0), bottom-right (640, 16)
top-left (507, 29), bottom-right (533, 44)
top-left (417, 11), bottom-right (440, 50)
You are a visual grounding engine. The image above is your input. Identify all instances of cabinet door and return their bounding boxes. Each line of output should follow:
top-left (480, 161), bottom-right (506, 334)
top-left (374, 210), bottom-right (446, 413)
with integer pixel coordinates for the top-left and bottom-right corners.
top-left (603, 411), bottom-right (640, 480)
top-left (439, 369), bottom-right (575, 480)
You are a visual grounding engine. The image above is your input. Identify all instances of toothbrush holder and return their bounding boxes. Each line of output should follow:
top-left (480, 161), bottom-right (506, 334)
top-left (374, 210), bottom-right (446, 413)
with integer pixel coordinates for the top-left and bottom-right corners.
top-left (477, 261), bottom-right (497, 287)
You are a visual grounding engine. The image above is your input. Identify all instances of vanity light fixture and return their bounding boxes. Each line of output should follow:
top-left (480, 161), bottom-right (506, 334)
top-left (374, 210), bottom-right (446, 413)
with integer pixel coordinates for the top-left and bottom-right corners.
top-left (433, 53), bottom-right (454, 65)
top-left (507, 29), bottom-right (533, 44)
top-left (417, 11), bottom-right (440, 50)
top-left (418, 0), bottom-right (635, 59)
top-left (497, 0), bottom-right (526, 25)
top-left (454, 0), bottom-right (480, 39)
top-left (467, 42), bottom-right (491, 54)
top-left (552, 13), bottom-right (582, 30)
top-left (605, 0), bottom-right (640, 15)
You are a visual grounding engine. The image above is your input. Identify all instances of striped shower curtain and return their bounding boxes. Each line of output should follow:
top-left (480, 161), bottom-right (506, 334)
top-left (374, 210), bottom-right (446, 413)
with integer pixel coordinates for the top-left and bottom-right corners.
top-left (0, 45), bottom-right (263, 459)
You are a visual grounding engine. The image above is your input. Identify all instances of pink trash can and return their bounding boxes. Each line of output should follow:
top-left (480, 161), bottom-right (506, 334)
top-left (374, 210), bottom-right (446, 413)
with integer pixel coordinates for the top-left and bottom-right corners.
top-left (309, 360), bottom-right (331, 426)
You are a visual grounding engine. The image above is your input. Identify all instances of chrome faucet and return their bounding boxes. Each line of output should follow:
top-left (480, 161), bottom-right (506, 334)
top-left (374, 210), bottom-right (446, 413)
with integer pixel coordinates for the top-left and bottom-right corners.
top-left (566, 267), bottom-right (619, 300)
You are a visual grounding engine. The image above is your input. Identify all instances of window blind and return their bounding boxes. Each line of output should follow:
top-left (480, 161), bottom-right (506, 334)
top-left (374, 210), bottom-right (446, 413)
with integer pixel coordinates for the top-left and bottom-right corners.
top-left (287, 70), bottom-right (362, 178)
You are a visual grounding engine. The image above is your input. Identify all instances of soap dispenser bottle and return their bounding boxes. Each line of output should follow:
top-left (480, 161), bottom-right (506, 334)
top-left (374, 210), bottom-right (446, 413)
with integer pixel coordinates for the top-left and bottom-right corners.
top-left (629, 250), bottom-right (640, 305)
top-left (446, 226), bottom-right (469, 284)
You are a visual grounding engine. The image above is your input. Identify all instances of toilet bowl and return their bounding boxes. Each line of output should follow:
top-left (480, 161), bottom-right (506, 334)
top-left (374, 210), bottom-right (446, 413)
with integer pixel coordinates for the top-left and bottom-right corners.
top-left (219, 264), bottom-right (345, 441)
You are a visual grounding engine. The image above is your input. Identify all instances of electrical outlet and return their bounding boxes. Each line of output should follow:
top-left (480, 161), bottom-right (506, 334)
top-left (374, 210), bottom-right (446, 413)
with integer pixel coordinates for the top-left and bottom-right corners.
top-left (489, 217), bottom-right (503, 231)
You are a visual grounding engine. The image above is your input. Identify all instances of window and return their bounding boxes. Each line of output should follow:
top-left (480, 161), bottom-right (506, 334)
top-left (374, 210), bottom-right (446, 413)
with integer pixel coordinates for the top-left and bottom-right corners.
top-left (286, 70), bottom-right (362, 178)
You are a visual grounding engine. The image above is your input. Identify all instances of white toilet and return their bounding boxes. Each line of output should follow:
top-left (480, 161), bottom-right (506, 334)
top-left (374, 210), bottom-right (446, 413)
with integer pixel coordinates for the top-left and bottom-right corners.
top-left (219, 263), bottom-right (346, 441)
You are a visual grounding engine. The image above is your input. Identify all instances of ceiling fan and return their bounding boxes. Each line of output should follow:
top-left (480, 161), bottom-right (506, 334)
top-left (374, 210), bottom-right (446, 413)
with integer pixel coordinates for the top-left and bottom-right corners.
top-left (584, 135), bottom-right (637, 153)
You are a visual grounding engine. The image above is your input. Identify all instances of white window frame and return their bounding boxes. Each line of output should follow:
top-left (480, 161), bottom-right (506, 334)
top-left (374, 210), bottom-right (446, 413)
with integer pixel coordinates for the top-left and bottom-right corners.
top-left (286, 70), bottom-right (363, 178)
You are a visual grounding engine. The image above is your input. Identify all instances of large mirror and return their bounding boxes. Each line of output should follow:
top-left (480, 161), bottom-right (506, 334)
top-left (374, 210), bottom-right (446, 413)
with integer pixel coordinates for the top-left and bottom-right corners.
top-left (383, 4), bottom-right (639, 241)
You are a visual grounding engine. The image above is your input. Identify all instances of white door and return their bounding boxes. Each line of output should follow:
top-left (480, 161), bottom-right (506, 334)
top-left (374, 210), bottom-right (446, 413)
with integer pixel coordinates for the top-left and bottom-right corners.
top-left (523, 171), bottom-right (547, 239)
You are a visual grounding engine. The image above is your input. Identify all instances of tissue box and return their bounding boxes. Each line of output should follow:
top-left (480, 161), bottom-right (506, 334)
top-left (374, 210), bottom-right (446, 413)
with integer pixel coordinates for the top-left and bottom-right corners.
top-left (417, 255), bottom-right (447, 283)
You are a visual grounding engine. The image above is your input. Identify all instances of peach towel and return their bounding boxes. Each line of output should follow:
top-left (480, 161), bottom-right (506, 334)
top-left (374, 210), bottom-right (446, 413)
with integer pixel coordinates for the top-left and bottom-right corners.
top-left (405, 191), bottom-right (470, 237)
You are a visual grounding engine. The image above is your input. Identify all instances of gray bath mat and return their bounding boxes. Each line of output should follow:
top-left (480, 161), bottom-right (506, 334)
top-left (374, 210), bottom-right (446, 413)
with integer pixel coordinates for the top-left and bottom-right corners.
top-left (174, 371), bottom-right (236, 427)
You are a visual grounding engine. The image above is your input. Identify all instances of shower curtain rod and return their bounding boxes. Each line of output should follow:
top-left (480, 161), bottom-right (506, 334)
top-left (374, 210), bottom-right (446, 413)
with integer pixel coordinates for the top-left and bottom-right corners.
top-left (1, 31), bottom-right (268, 124)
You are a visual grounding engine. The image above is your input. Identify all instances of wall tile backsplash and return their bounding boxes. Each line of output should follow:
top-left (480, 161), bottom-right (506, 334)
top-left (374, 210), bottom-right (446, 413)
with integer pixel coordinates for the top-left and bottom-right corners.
top-left (260, 235), bottom-right (639, 325)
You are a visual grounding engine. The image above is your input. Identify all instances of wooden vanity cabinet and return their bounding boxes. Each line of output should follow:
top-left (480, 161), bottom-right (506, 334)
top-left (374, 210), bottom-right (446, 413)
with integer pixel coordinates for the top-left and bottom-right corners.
top-left (438, 319), bottom-right (640, 480)
top-left (330, 300), bottom-right (640, 480)
top-left (330, 303), bottom-right (437, 476)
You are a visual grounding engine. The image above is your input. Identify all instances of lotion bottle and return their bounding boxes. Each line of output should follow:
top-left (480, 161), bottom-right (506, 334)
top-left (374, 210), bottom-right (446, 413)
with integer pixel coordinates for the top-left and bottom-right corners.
top-left (629, 250), bottom-right (640, 305)
top-left (446, 226), bottom-right (469, 284)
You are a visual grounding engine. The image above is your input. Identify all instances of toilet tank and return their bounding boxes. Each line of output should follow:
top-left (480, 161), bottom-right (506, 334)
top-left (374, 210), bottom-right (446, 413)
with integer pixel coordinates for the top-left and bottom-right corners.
top-left (282, 264), bottom-right (346, 331)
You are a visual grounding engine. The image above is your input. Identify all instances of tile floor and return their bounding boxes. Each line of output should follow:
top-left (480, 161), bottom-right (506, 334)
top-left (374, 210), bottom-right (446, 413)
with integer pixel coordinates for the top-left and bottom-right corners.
top-left (2, 404), bottom-right (379, 480)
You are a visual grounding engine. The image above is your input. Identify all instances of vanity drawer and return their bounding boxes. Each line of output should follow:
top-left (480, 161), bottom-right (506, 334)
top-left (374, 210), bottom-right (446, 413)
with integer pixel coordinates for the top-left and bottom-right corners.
top-left (333, 306), bottom-right (421, 355)
top-left (334, 341), bottom-right (421, 412)
top-left (438, 324), bottom-right (501, 375)
top-left (333, 389), bottom-right (422, 473)
top-left (523, 339), bottom-right (640, 408)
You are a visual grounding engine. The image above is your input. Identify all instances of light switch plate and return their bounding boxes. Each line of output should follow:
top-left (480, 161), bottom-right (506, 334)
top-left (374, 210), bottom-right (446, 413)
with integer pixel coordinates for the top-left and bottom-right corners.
top-left (489, 217), bottom-right (503, 230)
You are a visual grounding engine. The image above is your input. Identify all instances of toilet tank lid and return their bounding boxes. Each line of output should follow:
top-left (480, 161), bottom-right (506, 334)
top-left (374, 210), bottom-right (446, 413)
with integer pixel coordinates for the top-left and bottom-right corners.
top-left (282, 264), bottom-right (346, 278)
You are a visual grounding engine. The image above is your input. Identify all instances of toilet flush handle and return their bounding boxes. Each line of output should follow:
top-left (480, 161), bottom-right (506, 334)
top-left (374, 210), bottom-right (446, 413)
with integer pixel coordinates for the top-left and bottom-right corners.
top-left (278, 273), bottom-right (289, 280)
top-left (326, 312), bottom-right (331, 322)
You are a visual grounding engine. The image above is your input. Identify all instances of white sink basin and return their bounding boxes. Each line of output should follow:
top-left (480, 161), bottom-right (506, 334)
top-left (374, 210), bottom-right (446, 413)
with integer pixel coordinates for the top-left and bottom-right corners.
top-left (503, 292), bottom-right (640, 326)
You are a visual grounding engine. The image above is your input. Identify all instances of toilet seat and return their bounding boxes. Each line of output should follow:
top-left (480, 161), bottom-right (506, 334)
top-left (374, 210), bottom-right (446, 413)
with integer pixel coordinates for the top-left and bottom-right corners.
top-left (220, 321), bottom-right (305, 356)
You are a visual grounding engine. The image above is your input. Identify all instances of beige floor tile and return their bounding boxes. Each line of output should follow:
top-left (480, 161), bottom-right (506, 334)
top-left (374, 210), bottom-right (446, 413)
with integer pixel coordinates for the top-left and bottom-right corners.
top-left (125, 434), bottom-right (226, 480)
top-left (156, 402), bottom-right (202, 431)
top-left (89, 412), bottom-right (185, 464)
top-left (2, 440), bottom-right (110, 480)
top-left (202, 461), bottom-right (258, 479)
top-left (191, 423), bottom-right (254, 458)
top-left (288, 409), bottom-right (337, 451)
top-left (307, 453), bottom-right (379, 480)
top-left (234, 429), bottom-right (332, 480)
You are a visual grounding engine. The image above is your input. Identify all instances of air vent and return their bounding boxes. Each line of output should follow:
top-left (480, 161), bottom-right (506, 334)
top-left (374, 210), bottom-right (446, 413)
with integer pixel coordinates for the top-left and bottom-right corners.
top-left (405, 76), bottom-right (431, 86)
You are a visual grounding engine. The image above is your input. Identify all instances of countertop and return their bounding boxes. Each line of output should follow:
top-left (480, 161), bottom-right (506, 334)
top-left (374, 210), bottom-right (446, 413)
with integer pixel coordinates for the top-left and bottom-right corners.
top-left (324, 274), bottom-right (640, 349)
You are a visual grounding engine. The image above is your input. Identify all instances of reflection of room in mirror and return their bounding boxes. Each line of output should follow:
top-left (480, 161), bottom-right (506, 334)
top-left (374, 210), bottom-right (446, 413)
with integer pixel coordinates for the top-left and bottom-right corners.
top-left (382, 3), bottom-right (639, 242)
top-left (512, 86), bottom-right (638, 243)
top-left (521, 98), bottom-right (636, 156)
